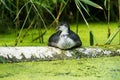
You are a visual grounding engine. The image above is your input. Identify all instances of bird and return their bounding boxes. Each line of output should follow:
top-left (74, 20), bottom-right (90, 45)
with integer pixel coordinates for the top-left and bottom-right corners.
top-left (48, 22), bottom-right (82, 50)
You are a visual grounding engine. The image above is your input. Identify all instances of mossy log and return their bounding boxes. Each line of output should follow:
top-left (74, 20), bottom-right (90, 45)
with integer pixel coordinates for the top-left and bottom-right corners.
top-left (0, 47), bottom-right (120, 62)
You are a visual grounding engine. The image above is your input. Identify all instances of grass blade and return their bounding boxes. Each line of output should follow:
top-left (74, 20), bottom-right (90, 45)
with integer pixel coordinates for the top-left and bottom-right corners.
top-left (1, 0), bottom-right (13, 12)
top-left (30, 0), bottom-right (47, 30)
top-left (14, 1), bottom-right (30, 21)
top-left (104, 0), bottom-right (107, 8)
top-left (15, 5), bottom-right (32, 46)
top-left (75, 0), bottom-right (90, 16)
top-left (41, 4), bottom-right (55, 20)
top-left (34, 1), bottom-right (55, 20)
top-left (105, 28), bottom-right (120, 45)
top-left (75, 1), bottom-right (89, 29)
top-left (80, 0), bottom-right (103, 10)
top-left (90, 30), bottom-right (94, 46)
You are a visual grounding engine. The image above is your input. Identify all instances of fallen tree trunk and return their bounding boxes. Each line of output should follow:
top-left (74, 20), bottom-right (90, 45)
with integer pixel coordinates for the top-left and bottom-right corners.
top-left (0, 47), bottom-right (120, 63)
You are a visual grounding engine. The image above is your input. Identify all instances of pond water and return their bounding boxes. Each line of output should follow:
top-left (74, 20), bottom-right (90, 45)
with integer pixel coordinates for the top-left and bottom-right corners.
top-left (0, 56), bottom-right (120, 80)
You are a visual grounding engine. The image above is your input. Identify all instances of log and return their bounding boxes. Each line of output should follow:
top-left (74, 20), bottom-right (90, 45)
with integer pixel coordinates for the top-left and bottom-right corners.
top-left (0, 47), bottom-right (120, 63)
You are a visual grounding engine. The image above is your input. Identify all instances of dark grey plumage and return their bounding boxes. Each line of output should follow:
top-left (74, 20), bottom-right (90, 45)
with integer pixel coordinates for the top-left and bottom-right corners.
top-left (48, 22), bottom-right (82, 49)
top-left (48, 31), bottom-right (61, 46)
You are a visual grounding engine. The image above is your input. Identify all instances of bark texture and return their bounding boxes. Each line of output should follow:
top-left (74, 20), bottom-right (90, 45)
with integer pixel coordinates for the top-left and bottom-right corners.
top-left (0, 47), bottom-right (120, 62)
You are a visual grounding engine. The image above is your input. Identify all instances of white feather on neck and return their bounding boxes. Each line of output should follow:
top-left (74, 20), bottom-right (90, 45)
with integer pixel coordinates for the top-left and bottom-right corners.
top-left (59, 25), bottom-right (69, 37)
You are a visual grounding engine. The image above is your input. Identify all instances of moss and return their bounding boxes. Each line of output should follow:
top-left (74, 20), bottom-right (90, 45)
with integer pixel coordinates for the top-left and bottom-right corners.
top-left (0, 56), bottom-right (120, 80)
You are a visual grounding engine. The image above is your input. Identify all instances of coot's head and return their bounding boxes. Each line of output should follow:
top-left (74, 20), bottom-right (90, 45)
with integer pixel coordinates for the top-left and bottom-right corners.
top-left (56, 22), bottom-right (70, 32)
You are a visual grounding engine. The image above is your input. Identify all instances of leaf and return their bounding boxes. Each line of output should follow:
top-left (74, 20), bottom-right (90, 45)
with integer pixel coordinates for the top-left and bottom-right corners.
top-left (89, 31), bottom-right (94, 46)
top-left (75, 0), bottom-right (90, 16)
top-left (1, 0), bottom-right (13, 12)
top-left (80, 0), bottom-right (103, 10)
top-left (105, 28), bottom-right (120, 45)
top-left (75, 1), bottom-right (90, 28)
top-left (34, 1), bottom-right (55, 20)
top-left (61, 0), bottom-right (66, 4)
top-left (30, 0), bottom-right (47, 30)
top-left (104, 0), bottom-right (107, 8)
top-left (42, 5), bottom-right (56, 19)
top-left (14, 1), bottom-right (30, 21)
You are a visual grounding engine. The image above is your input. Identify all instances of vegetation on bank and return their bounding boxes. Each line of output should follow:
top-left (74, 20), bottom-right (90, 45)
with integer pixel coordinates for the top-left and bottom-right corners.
top-left (0, 22), bottom-right (119, 47)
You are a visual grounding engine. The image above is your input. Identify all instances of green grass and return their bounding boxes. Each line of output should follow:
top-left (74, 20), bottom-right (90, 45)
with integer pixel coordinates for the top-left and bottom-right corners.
top-left (0, 22), bottom-right (119, 47)
top-left (0, 56), bottom-right (120, 80)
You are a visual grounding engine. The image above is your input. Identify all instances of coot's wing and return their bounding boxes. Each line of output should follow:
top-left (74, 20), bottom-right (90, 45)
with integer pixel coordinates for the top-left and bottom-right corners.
top-left (69, 31), bottom-right (82, 47)
top-left (48, 31), bottom-right (61, 47)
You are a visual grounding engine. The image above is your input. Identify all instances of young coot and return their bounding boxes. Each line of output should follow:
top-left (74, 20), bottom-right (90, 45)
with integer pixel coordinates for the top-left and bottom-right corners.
top-left (48, 22), bottom-right (82, 49)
